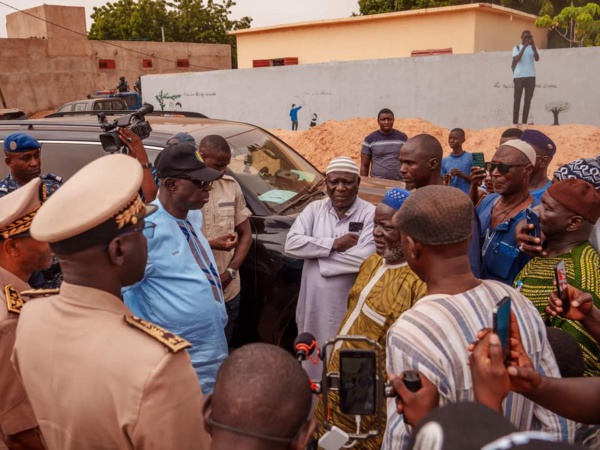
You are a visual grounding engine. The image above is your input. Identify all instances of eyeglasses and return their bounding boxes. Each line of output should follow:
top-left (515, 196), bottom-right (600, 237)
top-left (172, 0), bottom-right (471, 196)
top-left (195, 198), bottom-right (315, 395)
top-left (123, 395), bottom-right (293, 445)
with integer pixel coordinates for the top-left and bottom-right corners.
top-left (104, 222), bottom-right (156, 251)
top-left (175, 177), bottom-right (213, 191)
top-left (485, 162), bottom-right (527, 175)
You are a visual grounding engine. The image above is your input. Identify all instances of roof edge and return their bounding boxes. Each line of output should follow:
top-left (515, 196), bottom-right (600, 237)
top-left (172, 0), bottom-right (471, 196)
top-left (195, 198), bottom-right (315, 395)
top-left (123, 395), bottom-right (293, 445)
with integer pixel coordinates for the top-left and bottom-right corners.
top-left (229, 3), bottom-right (539, 36)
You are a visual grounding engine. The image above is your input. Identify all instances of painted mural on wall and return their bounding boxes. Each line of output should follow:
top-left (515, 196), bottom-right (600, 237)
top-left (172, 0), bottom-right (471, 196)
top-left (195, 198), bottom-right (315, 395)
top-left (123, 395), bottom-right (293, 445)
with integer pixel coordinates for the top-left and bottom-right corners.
top-left (142, 48), bottom-right (598, 130)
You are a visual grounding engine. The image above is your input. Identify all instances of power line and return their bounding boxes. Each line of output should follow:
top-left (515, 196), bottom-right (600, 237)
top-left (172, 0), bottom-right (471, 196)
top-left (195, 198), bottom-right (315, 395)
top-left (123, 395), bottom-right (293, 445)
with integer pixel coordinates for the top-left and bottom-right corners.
top-left (0, 1), bottom-right (224, 71)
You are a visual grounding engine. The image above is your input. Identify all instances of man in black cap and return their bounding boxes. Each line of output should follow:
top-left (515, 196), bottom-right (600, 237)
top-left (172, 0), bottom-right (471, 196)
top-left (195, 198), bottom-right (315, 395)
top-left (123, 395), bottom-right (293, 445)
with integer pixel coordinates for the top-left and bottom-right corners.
top-left (123, 143), bottom-right (228, 395)
top-left (117, 76), bottom-right (129, 93)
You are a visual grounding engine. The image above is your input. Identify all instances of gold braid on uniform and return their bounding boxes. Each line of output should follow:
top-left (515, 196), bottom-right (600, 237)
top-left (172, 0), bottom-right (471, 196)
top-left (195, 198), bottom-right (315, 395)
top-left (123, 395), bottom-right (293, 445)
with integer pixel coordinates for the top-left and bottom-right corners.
top-left (0, 204), bottom-right (42, 240)
top-left (114, 194), bottom-right (144, 229)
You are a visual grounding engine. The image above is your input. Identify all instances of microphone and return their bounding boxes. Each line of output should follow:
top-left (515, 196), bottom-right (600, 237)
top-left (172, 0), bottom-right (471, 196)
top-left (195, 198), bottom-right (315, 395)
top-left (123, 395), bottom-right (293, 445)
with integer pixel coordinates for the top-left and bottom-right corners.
top-left (294, 332), bottom-right (318, 363)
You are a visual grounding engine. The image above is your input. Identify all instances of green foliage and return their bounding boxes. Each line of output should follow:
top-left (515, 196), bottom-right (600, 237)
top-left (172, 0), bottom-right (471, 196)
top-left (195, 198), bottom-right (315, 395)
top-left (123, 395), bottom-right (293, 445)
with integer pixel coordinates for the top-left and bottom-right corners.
top-left (536, 2), bottom-right (600, 46)
top-left (88, 0), bottom-right (252, 66)
top-left (154, 90), bottom-right (181, 110)
top-left (357, 0), bottom-right (595, 17)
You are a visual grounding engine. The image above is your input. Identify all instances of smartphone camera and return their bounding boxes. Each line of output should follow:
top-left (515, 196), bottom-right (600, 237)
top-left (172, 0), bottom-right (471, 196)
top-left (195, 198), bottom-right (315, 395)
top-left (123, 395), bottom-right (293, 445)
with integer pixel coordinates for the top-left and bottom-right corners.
top-left (339, 349), bottom-right (376, 415)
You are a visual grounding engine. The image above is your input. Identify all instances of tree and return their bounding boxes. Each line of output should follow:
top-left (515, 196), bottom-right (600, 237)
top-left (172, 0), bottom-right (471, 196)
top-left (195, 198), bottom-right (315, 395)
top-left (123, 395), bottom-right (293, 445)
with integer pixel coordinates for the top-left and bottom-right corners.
top-left (536, 2), bottom-right (600, 46)
top-left (356, 0), bottom-right (591, 17)
top-left (88, 0), bottom-right (252, 67)
top-left (545, 101), bottom-right (570, 125)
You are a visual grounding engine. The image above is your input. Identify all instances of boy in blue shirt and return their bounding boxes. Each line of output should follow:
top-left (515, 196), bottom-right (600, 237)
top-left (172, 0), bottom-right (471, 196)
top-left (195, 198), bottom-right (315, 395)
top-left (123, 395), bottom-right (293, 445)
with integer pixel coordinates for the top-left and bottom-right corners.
top-left (441, 128), bottom-right (473, 194)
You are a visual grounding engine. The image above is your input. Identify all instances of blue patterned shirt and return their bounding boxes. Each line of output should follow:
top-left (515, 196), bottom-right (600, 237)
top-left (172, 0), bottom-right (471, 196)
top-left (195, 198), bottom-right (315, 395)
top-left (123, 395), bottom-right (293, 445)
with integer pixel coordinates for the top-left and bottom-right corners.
top-left (123, 199), bottom-right (228, 394)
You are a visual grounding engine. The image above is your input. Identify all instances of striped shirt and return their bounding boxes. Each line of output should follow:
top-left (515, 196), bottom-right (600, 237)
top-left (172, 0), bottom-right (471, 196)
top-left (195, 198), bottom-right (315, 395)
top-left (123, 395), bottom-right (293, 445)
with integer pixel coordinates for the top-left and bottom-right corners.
top-left (383, 280), bottom-right (574, 449)
top-left (361, 129), bottom-right (408, 181)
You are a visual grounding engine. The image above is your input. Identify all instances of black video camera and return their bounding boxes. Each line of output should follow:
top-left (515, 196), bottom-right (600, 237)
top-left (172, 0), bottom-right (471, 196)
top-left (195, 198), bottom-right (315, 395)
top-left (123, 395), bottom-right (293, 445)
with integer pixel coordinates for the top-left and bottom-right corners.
top-left (98, 103), bottom-right (154, 153)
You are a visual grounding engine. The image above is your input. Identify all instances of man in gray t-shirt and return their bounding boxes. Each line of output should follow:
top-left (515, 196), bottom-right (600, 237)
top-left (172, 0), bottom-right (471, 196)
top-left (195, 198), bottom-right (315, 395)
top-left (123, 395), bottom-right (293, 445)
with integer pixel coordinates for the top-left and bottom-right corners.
top-left (360, 108), bottom-right (408, 181)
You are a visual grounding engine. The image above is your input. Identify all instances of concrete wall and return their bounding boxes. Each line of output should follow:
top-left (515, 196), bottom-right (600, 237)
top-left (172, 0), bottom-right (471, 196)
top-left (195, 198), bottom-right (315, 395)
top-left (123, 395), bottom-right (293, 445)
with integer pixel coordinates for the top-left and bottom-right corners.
top-left (142, 47), bottom-right (599, 130)
top-left (232, 3), bottom-right (547, 69)
top-left (0, 5), bottom-right (231, 114)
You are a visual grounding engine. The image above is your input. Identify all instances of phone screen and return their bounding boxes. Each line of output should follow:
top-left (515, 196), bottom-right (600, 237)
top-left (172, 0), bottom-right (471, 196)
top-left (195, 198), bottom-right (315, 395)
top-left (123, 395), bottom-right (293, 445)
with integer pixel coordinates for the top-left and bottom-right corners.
top-left (555, 260), bottom-right (570, 316)
top-left (349, 222), bottom-right (364, 233)
top-left (339, 349), bottom-right (376, 415)
top-left (472, 152), bottom-right (485, 170)
top-left (493, 296), bottom-right (511, 365)
top-left (526, 208), bottom-right (541, 239)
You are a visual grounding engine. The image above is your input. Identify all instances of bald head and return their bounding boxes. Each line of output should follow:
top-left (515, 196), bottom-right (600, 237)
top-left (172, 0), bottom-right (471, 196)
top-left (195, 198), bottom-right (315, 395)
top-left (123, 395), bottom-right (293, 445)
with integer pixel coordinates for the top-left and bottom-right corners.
top-left (399, 134), bottom-right (443, 189)
top-left (210, 344), bottom-right (312, 446)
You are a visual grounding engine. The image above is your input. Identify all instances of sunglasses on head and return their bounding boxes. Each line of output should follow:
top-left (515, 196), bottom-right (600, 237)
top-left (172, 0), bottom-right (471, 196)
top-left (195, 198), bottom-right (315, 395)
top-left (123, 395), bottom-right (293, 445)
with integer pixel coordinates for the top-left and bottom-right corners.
top-left (485, 162), bottom-right (527, 175)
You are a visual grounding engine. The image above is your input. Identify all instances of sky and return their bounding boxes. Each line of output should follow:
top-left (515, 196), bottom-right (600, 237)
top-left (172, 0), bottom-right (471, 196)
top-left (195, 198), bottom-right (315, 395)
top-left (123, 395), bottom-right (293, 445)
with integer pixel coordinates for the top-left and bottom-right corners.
top-left (0, 0), bottom-right (359, 37)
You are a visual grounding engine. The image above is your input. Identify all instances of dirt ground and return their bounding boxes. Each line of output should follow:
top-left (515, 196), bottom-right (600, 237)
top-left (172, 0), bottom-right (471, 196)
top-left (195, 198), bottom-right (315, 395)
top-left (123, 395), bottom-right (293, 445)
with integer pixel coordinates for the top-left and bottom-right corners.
top-left (270, 118), bottom-right (599, 174)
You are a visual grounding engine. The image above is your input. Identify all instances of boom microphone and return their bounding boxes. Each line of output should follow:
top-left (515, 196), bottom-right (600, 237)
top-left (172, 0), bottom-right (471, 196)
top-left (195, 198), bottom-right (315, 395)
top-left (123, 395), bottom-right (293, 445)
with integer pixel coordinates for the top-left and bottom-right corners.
top-left (294, 332), bottom-right (318, 362)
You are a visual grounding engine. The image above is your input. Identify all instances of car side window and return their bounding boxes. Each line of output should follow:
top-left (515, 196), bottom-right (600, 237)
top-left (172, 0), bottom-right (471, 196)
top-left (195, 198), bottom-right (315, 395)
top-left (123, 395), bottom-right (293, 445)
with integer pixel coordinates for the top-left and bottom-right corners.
top-left (74, 103), bottom-right (87, 112)
top-left (58, 104), bottom-right (74, 113)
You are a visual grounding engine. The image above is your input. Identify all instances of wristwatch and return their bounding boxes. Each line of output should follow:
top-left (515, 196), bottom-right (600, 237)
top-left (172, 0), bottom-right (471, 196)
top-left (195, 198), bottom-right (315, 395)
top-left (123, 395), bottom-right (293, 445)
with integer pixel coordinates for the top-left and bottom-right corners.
top-left (140, 162), bottom-right (153, 170)
top-left (226, 267), bottom-right (238, 279)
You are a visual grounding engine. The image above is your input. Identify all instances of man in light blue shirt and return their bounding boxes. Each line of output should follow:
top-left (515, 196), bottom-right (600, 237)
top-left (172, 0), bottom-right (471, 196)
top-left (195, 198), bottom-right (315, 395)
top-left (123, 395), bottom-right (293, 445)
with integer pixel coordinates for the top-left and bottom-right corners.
top-left (512, 30), bottom-right (540, 125)
top-left (123, 143), bottom-right (227, 394)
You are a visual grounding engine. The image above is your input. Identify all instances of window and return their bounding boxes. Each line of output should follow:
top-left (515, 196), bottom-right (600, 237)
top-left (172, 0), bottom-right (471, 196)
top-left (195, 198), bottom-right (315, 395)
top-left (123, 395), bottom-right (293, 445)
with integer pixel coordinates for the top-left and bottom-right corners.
top-left (98, 59), bottom-right (116, 69)
top-left (176, 59), bottom-right (190, 68)
top-left (74, 103), bottom-right (87, 111)
top-left (142, 59), bottom-right (153, 68)
top-left (411, 48), bottom-right (453, 57)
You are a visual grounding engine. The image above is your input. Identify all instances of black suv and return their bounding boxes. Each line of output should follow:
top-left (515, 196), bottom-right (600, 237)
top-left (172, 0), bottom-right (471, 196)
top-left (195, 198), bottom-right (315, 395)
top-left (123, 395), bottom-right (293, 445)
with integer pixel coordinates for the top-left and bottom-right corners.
top-left (0, 115), bottom-right (400, 350)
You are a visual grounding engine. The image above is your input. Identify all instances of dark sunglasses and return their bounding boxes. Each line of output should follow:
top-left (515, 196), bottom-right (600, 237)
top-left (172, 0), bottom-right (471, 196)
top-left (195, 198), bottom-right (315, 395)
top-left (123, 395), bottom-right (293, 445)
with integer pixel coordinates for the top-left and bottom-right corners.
top-left (175, 177), bottom-right (213, 191)
top-left (485, 162), bottom-right (527, 175)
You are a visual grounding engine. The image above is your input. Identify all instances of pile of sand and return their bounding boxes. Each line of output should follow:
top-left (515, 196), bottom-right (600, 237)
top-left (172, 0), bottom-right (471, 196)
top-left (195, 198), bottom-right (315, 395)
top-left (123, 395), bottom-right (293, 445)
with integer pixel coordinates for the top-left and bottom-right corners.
top-left (270, 118), bottom-right (600, 174)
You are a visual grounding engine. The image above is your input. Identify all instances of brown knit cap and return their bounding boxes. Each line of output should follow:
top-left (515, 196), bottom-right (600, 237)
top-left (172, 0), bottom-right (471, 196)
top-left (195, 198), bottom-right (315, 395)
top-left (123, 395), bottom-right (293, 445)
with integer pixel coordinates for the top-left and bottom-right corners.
top-left (547, 179), bottom-right (600, 223)
top-left (394, 185), bottom-right (473, 245)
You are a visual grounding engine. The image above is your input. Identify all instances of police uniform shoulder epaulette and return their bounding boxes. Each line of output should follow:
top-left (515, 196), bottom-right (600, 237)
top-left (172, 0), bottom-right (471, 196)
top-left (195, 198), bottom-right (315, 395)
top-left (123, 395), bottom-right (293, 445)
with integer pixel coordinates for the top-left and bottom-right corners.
top-left (4, 285), bottom-right (23, 314)
top-left (124, 315), bottom-right (191, 353)
top-left (20, 288), bottom-right (60, 299)
top-left (41, 173), bottom-right (63, 184)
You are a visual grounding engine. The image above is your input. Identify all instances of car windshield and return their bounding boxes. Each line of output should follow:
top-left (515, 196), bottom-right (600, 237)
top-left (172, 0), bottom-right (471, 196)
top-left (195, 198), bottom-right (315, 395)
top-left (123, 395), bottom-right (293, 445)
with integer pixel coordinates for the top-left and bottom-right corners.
top-left (225, 128), bottom-right (324, 214)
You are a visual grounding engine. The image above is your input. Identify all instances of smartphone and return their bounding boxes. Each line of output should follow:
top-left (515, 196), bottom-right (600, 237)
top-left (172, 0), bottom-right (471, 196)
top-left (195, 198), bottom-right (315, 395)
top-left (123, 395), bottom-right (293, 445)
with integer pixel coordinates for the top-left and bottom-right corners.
top-left (472, 152), bottom-right (486, 171)
top-left (555, 260), bottom-right (570, 317)
top-left (525, 207), bottom-right (541, 239)
top-left (492, 296), bottom-right (511, 365)
top-left (349, 222), bottom-right (364, 234)
top-left (339, 349), bottom-right (376, 415)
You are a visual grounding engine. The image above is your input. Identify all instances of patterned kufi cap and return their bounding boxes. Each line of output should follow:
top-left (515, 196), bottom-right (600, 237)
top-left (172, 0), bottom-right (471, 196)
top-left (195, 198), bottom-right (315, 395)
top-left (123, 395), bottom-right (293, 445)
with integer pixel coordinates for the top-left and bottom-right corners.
top-left (325, 156), bottom-right (360, 176)
top-left (381, 188), bottom-right (410, 211)
top-left (553, 157), bottom-right (600, 191)
top-left (31, 154), bottom-right (157, 253)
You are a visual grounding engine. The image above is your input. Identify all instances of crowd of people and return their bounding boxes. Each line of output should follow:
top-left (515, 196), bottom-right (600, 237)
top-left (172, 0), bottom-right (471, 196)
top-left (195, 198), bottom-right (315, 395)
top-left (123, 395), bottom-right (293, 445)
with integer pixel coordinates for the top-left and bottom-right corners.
top-left (0, 99), bottom-right (599, 450)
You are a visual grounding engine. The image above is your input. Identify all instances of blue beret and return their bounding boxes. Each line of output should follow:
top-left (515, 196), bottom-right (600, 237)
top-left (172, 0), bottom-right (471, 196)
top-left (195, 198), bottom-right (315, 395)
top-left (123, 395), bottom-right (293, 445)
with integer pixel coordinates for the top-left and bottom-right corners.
top-left (381, 187), bottom-right (410, 211)
top-left (169, 132), bottom-right (196, 146)
top-left (520, 130), bottom-right (556, 157)
top-left (3, 133), bottom-right (41, 153)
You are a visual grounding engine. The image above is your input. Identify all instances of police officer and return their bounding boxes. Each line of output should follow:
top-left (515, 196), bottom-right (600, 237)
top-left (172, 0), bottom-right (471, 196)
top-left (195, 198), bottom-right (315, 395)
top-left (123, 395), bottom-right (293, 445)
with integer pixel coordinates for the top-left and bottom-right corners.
top-left (117, 75), bottom-right (129, 93)
top-left (0, 133), bottom-right (62, 198)
top-left (12, 155), bottom-right (210, 450)
top-left (1, 133), bottom-right (64, 289)
top-left (0, 179), bottom-right (50, 450)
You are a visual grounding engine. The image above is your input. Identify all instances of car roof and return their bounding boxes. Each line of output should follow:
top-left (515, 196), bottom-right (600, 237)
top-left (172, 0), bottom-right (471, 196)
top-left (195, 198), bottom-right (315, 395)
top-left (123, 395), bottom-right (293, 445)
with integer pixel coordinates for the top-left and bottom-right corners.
top-left (0, 116), bottom-right (260, 145)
